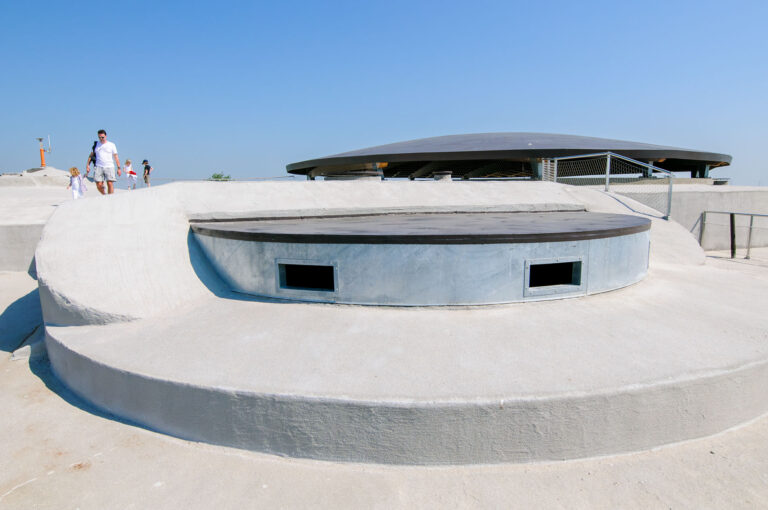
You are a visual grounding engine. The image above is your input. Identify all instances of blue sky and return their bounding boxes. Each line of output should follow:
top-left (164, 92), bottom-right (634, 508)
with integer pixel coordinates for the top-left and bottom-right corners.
top-left (1, 1), bottom-right (766, 184)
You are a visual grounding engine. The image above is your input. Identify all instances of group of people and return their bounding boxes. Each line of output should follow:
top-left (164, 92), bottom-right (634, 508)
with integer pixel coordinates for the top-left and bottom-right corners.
top-left (66, 129), bottom-right (154, 199)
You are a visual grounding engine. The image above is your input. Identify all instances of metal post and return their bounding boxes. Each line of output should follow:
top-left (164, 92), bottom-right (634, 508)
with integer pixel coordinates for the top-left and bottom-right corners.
top-left (604, 154), bottom-right (611, 192)
top-left (746, 215), bottom-right (754, 260)
top-left (553, 160), bottom-right (558, 182)
top-left (665, 174), bottom-right (673, 220)
top-left (730, 213), bottom-right (736, 259)
top-left (699, 211), bottom-right (707, 246)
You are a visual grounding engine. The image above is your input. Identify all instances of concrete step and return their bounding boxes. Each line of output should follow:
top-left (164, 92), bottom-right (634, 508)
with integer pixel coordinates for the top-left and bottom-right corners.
top-left (44, 261), bottom-right (768, 465)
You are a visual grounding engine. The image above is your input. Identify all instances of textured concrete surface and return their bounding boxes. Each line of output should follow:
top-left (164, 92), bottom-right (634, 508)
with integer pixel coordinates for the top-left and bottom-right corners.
top-left (0, 271), bottom-right (42, 353)
top-left (43, 251), bottom-right (768, 463)
top-left (620, 185), bottom-right (768, 249)
top-left (2, 353), bottom-right (768, 509)
top-left (193, 228), bottom-right (650, 305)
top-left (3, 182), bottom-right (768, 505)
top-left (33, 181), bottom-right (768, 464)
top-left (0, 167), bottom-right (125, 271)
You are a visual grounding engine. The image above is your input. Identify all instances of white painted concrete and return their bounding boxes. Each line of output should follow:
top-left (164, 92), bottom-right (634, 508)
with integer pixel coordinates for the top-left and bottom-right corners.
top-left (0, 168), bottom-right (87, 272)
top-left (33, 180), bottom-right (768, 464)
top-left (0, 271), bottom-right (42, 353)
top-left (620, 184), bottom-right (768, 250)
top-left (4, 351), bottom-right (768, 509)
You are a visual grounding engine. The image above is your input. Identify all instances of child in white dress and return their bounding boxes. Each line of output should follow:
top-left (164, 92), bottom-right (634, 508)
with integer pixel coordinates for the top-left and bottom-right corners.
top-left (125, 159), bottom-right (137, 190)
top-left (67, 167), bottom-right (87, 199)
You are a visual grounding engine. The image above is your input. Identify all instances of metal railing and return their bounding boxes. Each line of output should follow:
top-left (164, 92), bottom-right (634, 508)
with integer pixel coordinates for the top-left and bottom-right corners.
top-left (699, 211), bottom-right (768, 259)
top-left (545, 152), bottom-right (674, 220)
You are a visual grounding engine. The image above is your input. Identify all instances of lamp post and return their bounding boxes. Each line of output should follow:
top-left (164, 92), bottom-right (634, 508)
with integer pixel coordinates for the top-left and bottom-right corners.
top-left (36, 136), bottom-right (52, 168)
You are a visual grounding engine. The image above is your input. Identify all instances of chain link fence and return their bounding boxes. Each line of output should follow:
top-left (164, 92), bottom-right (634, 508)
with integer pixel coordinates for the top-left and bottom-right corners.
top-left (545, 152), bottom-right (673, 219)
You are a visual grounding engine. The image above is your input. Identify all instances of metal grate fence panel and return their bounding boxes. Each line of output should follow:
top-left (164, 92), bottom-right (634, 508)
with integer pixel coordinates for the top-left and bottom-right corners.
top-left (545, 153), bottom-right (673, 219)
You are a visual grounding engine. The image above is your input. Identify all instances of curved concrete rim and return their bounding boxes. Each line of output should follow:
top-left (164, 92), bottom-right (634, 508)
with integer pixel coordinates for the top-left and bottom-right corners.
top-left (34, 181), bottom-right (768, 465)
top-left (45, 327), bottom-right (768, 465)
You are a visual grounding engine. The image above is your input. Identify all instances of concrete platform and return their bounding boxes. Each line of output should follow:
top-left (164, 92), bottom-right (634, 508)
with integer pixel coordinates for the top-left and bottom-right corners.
top-left (4, 351), bottom-right (768, 509)
top-left (0, 168), bottom-right (94, 272)
top-left (34, 181), bottom-right (768, 465)
top-left (44, 258), bottom-right (768, 464)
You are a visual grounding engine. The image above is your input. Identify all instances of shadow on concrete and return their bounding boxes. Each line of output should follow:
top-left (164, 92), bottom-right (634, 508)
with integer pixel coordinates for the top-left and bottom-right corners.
top-left (28, 357), bottom-right (156, 434)
top-left (604, 193), bottom-right (666, 220)
top-left (27, 254), bottom-right (38, 280)
top-left (187, 230), bottom-right (231, 298)
top-left (187, 230), bottom-right (290, 304)
top-left (0, 287), bottom-right (43, 352)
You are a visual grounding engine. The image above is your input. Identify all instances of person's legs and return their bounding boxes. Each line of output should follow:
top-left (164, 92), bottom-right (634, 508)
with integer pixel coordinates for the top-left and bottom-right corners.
top-left (94, 166), bottom-right (106, 195)
top-left (104, 167), bottom-right (116, 194)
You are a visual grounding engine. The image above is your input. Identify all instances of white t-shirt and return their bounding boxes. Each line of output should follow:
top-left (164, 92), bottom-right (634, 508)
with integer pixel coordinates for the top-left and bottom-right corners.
top-left (95, 140), bottom-right (118, 168)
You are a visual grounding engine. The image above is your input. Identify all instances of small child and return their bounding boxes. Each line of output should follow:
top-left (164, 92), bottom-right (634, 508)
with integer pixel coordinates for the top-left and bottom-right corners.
top-left (67, 166), bottom-right (87, 199)
top-left (142, 159), bottom-right (153, 187)
top-left (125, 159), bottom-right (137, 190)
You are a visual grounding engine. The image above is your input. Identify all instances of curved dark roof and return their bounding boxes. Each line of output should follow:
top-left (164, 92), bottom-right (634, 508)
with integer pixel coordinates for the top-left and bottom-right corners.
top-left (286, 133), bottom-right (731, 179)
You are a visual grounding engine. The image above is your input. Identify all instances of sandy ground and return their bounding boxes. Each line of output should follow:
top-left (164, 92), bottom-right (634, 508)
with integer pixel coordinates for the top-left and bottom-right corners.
top-left (2, 259), bottom-right (768, 509)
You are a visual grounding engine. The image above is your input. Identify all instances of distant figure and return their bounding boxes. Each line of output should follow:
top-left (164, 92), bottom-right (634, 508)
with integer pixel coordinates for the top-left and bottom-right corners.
top-left (142, 159), bottom-right (153, 187)
top-left (125, 159), bottom-right (137, 190)
top-left (86, 129), bottom-right (121, 195)
top-left (67, 167), bottom-right (87, 200)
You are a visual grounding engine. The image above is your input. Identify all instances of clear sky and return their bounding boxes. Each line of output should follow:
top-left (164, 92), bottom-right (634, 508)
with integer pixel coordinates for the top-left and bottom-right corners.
top-left (1, 1), bottom-right (766, 184)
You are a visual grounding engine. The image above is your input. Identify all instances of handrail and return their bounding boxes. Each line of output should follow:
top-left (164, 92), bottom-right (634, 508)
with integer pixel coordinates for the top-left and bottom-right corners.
top-left (548, 152), bottom-right (674, 220)
top-left (550, 151), bottom-right (675, 177)
top-left (699, 211), bottom-right (768, 259)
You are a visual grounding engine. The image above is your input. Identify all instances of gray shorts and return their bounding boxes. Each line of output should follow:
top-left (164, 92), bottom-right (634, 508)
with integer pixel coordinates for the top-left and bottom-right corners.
top-left (94, 165), bottom-right (116, 182)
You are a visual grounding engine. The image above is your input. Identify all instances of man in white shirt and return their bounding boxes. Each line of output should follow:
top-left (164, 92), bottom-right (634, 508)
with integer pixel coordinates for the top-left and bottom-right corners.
top-left (86, 129), bottom-right (121, 195)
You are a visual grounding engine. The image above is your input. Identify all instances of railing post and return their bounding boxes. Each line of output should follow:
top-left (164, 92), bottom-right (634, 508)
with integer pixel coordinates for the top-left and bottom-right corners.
top-left (730, 213), bottom-right (736, 259)
top-left (746, 215), bottom-right (754, 260)
top-left (604, 154), bottom-right (611, 192)
top-left (699, 211), bottom-right (707, 246)
top-left (665, 174), bottom-right (673, 220)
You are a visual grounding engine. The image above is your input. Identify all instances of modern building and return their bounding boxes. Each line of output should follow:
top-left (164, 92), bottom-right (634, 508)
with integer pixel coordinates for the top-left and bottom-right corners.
top-left (286, 132), bottom-right (732, 180)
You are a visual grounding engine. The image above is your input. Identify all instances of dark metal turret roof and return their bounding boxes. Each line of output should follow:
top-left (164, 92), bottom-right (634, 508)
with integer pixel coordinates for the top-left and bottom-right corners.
top-left (286, 133), bottom-right (731, 179)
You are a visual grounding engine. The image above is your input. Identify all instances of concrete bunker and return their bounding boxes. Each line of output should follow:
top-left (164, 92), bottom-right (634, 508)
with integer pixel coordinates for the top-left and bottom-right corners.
top-left (191, 212), bottom-right (651, 305)
top-left (34, 180), bottom-right (768, 465)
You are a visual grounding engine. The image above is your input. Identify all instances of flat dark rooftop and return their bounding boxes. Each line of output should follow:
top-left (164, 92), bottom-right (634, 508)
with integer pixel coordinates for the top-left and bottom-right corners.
top-left (192, 212), bottom-right (650, 244)
top-left (286, 132), bottom-right (731, 179)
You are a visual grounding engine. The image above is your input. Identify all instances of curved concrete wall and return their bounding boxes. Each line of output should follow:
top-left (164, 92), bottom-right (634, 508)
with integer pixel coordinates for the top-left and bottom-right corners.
top-left (621, 185), bottom-right (768, 250)
top-left (35, 180), bottom-right (705, 326)
top-left (44, 326), bottom-right (768, 465)
top-left (35, 181), bottom-right (596, 325)
top-left (193, 231), bottom-right (650, 305)
top-left (0, 223), bottom-right (44, 272)
top-left (36, 181), bottom-right (732, 465)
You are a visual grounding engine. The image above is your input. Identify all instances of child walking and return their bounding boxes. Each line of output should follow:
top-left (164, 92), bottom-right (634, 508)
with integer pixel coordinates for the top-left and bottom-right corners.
top-left (125, 159), bottom-right (137, 190)
top-left (142, 159), bottom-right (153, 187)
top-left (67, 166), bottom-right (87, 199)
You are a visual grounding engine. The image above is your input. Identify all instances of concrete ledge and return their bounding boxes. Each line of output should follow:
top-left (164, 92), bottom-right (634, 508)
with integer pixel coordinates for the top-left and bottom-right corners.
top-left (45, 313), bottom-right (768, 464)
top-left (0, 223), bottom-right (44, 272)
top-left (38, 181), bottom-right (766, 465)
top-left (43, 255), bottom-right (768, 464)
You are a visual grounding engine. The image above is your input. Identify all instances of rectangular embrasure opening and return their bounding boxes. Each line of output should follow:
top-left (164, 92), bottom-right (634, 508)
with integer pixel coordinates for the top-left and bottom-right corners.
top-left (529, 261), bottom-right (582, 288)
top-left (279, 263), bottom-right (335, 291)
